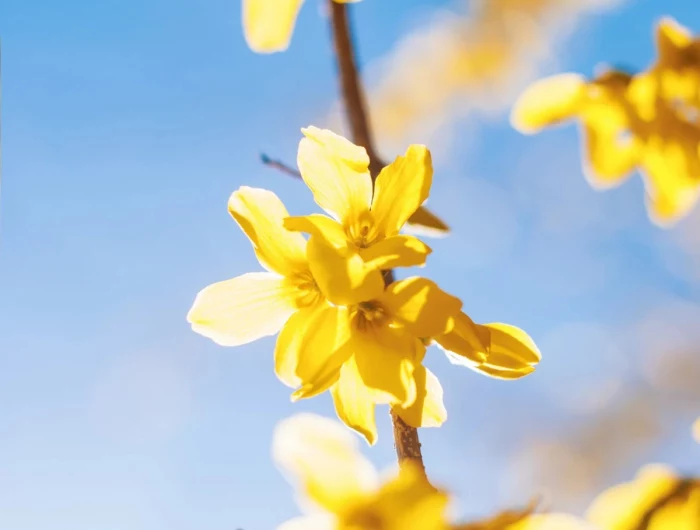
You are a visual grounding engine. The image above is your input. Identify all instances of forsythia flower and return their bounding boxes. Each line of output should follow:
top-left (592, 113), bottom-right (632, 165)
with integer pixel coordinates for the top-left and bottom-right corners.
top-left (693, 417), bottom-right (700, 443)
top-left (284, 126), bottom-right (433, 306)
top-left (188, 127), bottom-right (540, 445)
top-left (186, 186), bottom-right (327, 360)
top-left (585, 464), bottom-right (700, 530)
top-left (243, 0), bottom-right (359, 53)
top-left (511, 17), bottom-right (700, 226)
top-left (273, 413), bottom-right (451, 530)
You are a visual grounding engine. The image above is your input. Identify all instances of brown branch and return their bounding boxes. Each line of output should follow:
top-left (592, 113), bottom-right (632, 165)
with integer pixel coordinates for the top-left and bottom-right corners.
top-left (327, 0), bottom-right (428, 478)
top-left (328, 0), bottom-right (384, 178)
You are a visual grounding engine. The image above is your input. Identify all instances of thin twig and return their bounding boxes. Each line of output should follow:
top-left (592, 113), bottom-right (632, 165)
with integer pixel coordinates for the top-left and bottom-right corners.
top-left (260, 153), bottom-right (302, 179)
top-left (327, 0), bottom-right (429, 478)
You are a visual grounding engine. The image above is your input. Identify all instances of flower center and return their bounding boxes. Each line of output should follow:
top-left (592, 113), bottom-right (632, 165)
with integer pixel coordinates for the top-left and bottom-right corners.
top-left (354, 301), bottom-right (389, 331)
top-left (344, 508), bottom-right (384, 530)
top-left (288, 270), bottom-right (322, 308)
top-left (347, 210), bottom-right (379, 249)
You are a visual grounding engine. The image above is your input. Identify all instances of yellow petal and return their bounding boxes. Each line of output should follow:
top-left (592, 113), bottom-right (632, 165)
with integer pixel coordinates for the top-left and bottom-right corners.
top-left (354, 326), bottom-right (417, 407)
top-left (242, 0), bottom-right (304, 53)
top-left (580, 122), bottom-right (638, 188)
top-left (272, 413), bottom-right (379, 513)
top-left (275, 303), bottom-right (322, 388)
top-left (382, 277), bottom-right (463, 338)
top-left (359, 235), bottom-right (432, 270)
top-left (405, 205), bottom-right (450, 238)
top-left (394, 367), bottom-right (446, 429)
top-left (433, 311), bottom-right (490, 363)
top-left (656, 17), bottom-right (692, 65)
top-left (331, 356), bottom-right (378, 445)
top-left (483, 323), bottom-right (541, 363)
top-left (693, 418), bottom-right (700, 443)
top-left (306, 236), bottom-right (385, 306)
top-left (448, 357), bottom-right (535, 380)
top-left (187, 272), bottom-right (298, 347)
top-left (297, 126), bottom-right (373, 223)
top-left (372, 145), bottom-right (434, 238)
top-left (228, 187), bottom-right (308, 276)
top-left (291, 306), bottom-right (354, 401)
top-left (284, 214), bottom-right (348, 250)
top-left (508, 513), bottom-right (597, 530)
top-left (373, 461), bottom-right (450, 530)
top-left (586, 464), bottom-right (681, 529)
top-left (511, 74), bottom-right (586, 133)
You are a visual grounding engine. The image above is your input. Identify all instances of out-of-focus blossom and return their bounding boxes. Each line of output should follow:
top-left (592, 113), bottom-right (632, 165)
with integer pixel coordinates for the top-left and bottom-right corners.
top-left (586, 464), bottom-right (700, 530)
top-left (285, 127), bottom-right (434, 306)
top-left (243, 0), bottom-right (359, 53)
top-left (512, 17), bottom-right (700, 226)
top-left (274, 413), bottom-right (554, 530)
top-left (349, 0), bottom-right (623, 156)
top-left (273, 413), bottom-right (452, 530)
top-left (693, 418), bottom-right (700, 444)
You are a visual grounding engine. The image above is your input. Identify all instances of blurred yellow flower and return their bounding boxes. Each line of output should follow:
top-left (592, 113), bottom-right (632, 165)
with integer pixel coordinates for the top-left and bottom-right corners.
top-left (586, 464), bottom-right (700, 530)
top-left (285, 126), bottom-right (433, 306)
top-left (243, 0), bottom-right (360, 54)
top-left (693, 418), bottom-right (700, 443)
top-left (434, 312), bottom-right (541, 380)
top-left (511, 67), bottom-right (700, 226)
top-left (273, 413), bottom-right (450, 530)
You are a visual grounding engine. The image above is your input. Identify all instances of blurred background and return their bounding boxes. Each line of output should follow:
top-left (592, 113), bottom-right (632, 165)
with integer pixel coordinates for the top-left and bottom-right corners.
top-left (1, 0), bottom-right (699, 529)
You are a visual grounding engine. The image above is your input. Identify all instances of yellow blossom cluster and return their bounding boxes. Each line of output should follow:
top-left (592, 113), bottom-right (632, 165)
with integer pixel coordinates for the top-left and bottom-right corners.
top-left (511, 17), bottom-right (700, 226)
top-left (187, 127), bottom-right (540, 444)
top-left (274, 414), bottom-right (700, 530)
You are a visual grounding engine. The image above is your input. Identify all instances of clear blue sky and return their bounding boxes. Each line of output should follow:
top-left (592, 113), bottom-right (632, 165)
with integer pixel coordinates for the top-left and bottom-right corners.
top-left (1, 1), bottom-right (699, 529)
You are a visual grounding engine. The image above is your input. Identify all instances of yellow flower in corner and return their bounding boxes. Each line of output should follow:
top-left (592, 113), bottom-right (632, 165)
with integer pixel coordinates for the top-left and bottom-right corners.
top-left (273, 413), bottom-right (450, 530)
top-left (285, 126), bottom-right (433, 306)
top-left (585, 464), bottom-right (700, 530)
top-left (243, 0), bottom-right (360, 54)
top-left (511, 67), bottom-right (700, 226)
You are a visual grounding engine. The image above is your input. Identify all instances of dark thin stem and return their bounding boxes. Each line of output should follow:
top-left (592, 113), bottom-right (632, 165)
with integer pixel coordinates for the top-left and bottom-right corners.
top-left (327, 0), bottom-right (428, 478)
top-left (260, 153), bottom-right (302, 179)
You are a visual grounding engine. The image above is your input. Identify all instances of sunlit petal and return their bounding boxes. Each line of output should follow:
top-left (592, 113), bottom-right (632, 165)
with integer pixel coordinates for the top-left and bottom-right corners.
top-left (307, 236), bottom-right (384, 306)
top-left (382, 277), bottom-right (462, 338)
top-left (394, 366), bottom-right (446, 429)
top-left (484, 323), bottom-right (541, 365)
top-left (242, 0), bottom-right (305, 53)
top-left (187, 272), bottom-right (297, 346)
top-left (354, 327), bottom-right (417, 407)
top-left (331, 356), bottom-right (378, 445)
top-left (297, 126), bottom-right (373, 222)
top-left (581, 124), bottom-right (638, 188)
top-left (273, 413), bottom-right (379, 513)
top-left (509, 513), bottom-right (597, 530)
top-left (511, 74), bottom-right (586, 133)
top-left (228, 187), bottom-right (308, 276)
top-left (359, 235), bottom-right (432, 270)
top-left (275, 303), bottom-right (323, 388)
top-left (656, 17), bottom-right (692, 65)
top-left (372, 145), bottom-right (433, 237)
top-left (433, 312), bottom-right (490, 364)
top-left (284, 214), bottom-right (348, 250)
top-left (291, 306), bottom-right (354, 401)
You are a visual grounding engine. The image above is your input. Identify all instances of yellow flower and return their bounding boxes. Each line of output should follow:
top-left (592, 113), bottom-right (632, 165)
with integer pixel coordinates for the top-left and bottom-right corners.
top-left (434, 312), bottom-right (541, 380)
top-left (693, 418), bottom-right (700, 443)
top-left (272, 413), bottom-right (451, 530)
top-left (284, 274), bottom-right (461, 444)
top-left (243, 0), bottom-right (359, 54)
top-left (187, 185), bottom-right (345, 394)
top-left (284, 126), bottom-right (433, 306)
top-left (511, 68), bottom-right (700, 226)
top-left (585, 464), bottom-right (700, 530)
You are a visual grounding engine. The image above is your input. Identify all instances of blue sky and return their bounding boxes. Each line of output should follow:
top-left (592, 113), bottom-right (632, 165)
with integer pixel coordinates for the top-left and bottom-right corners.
top-left (1, 0), bottom-right (700, 529)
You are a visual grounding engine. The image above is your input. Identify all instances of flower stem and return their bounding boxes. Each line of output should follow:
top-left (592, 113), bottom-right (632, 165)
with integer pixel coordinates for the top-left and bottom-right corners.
top-left (327, 0), bottom-right (428, 478)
